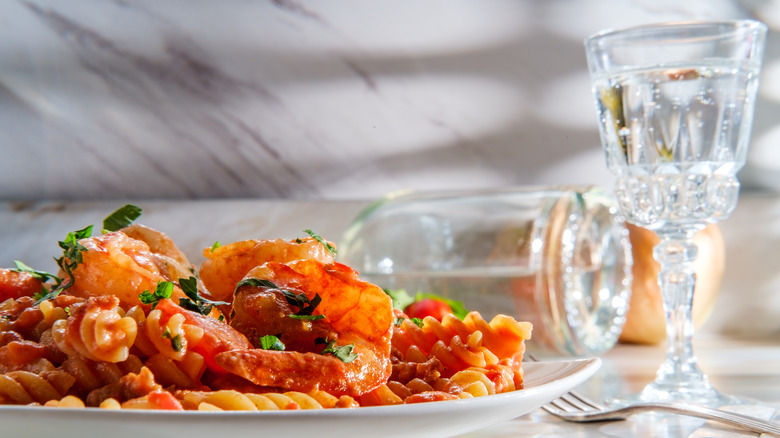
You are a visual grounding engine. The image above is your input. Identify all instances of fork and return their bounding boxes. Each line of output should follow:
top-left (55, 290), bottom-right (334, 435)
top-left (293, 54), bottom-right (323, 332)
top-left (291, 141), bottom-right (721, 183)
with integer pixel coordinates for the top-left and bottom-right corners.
top-left (526, 355), bottom-right (780, 436)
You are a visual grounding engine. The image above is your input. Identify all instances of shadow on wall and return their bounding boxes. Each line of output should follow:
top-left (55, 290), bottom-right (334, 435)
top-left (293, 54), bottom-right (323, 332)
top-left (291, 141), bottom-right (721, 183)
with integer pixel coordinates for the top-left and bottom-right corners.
top-left (0, 0), bottom-right (778, 200)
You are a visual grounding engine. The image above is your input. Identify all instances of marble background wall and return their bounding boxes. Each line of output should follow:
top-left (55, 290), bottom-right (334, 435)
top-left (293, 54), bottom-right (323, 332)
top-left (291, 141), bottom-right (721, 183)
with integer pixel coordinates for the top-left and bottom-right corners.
top-left (3, 0), bottom-right (780, 201)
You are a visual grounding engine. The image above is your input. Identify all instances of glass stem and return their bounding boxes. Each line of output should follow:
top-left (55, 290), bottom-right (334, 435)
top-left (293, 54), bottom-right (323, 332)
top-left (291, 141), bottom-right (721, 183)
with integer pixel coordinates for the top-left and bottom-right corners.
top-left (645, 228), bottom-right (717, 401)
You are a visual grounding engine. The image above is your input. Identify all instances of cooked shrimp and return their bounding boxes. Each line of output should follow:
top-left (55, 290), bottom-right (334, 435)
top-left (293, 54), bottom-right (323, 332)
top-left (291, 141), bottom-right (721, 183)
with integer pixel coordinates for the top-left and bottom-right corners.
top-left (215, 259), bottom-right (393, 397)
top-left (66, 230), bottom-right (187, 308)
top-left (199, 237), bottom-right (335, 306)
top-left (120, 224), bottom-right (196, 284)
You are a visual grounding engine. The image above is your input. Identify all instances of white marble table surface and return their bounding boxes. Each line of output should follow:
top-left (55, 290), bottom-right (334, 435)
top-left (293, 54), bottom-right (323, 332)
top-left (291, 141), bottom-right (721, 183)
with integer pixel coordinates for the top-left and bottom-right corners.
top-left (1, 192), bottom-right (780, 437)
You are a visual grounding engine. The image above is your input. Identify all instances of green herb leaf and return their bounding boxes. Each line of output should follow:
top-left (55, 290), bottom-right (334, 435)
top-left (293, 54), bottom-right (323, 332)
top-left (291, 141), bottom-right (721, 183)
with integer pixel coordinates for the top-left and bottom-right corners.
top-left (319, 338), bottom-right (358, 363)
top-left (281, 289), bottom-right (322, 317)
top-left (383, 288), bottom-right (415, 311)
top-left (288, 314), bottom-right (326, 321)
top-left (179, 276), bottom-right (199, 297)
top-left (235, 278), bottom-right (279, 292)
top-left (12, 261), bottom-right (61, 285)
top-left (236, 278), bottom-right (323, 319)
top-left (139, 281), bottom-right (174, 309)
top-left (259, 335), bottom-right (286, 351)
top-left (36, 225), bottom-right (94, 305)
top-left (411, 317), bottom-right (424, 328)
top-left (161, 327), bottom-right (183, 352)
top-left (210, 241), bottom-right (222, 253)
top-left (33, 287), bottom-right (61, 306)
top-left (303, 229), bottom-right (337, 258)
top-left (33, 290), bottom-right (51, 303)
top-left (13, 260), bottom-right (62, 302)
top-left (177, 276), bottom-right (229, 316)
top-left (102, 204), bottom-right (143, 233)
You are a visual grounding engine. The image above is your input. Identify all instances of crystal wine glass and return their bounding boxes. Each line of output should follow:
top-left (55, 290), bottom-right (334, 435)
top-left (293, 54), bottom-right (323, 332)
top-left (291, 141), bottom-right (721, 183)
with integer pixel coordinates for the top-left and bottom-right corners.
top-left (584, 21), bottom-right (767, 406)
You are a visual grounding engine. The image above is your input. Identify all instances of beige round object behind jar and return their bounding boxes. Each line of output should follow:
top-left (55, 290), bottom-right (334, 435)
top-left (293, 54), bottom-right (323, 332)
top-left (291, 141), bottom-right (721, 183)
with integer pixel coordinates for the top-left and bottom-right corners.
top-left (619, 223), bottom-right (725, 345)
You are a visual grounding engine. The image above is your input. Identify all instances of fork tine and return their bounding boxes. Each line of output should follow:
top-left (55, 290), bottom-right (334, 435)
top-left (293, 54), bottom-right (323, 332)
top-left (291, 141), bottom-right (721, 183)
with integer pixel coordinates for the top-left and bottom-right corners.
top-left (564, 390), bottom-right (605, 411)
top-left (524, 353), bottom-right (606, 415)
top-left (545, 390), bottom-right (603, 415)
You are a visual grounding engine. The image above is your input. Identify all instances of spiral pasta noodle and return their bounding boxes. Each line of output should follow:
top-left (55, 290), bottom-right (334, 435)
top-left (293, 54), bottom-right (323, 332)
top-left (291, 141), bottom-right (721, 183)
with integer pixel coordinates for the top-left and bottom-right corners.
top-left (178, 389), bottom-right (354, 411)
top-left (61, 354), bottom-right (143, 395)
top-left (130, 305), bottom-right (206, 364)
top-left (51, 296), bottom-right (137, 363)
top-left (143, 351), bottom-right (206, 389)
top-left (393, 312), bottom-right (531, 363)
top-left (0, 370), bottom-right (75, 404)
top-left (391, 311), bottom-right (530, 379)
top-left (449, 364), bottom-right (521, 396)
top-left (139, 309), bottom-right (188, 361)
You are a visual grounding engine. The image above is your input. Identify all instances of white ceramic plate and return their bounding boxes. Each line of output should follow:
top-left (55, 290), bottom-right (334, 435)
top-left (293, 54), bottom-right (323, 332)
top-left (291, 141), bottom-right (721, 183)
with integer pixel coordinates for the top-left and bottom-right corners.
top-left (0, 358), bottom-right (600, 438)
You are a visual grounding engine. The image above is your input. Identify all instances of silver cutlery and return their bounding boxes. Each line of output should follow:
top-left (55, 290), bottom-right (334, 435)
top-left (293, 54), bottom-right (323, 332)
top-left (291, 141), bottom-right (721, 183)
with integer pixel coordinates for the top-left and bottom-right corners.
top-left (542, 387), bottom-right (780, 436)
top-left (526, 355), bottom-right (780, 436)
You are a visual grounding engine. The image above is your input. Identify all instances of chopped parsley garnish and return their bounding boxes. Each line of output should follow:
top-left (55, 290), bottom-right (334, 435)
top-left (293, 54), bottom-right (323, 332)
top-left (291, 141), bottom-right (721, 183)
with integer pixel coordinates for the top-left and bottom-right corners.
top-left (35, 225), bottom-right (94, 304)
top-left (139, 281), bottom-right (174, 309)
top-left (33, 289), bottom-right (53, 304)
top-left (210, 241), bottom-right (222, 253)
top-left (259, 335), bottom-right (285, 351)
top-left (13, 260), bottom-right (62, 302)
top-left (57, 225), bottom-right (93, 276)
top-left (288, 314), bottom-right (326, 321)
top-left (410, 317), bottom-right (424, 328)
top-left (162, 327), bottom-right (183, 352)
top-left (303, 229), bottom-right (337, 258)
top-left (12, 260), bottom-right (60, 285)
top-left (280, 289), bottom-right (322, 317)
top-left (236, 278), bottom-right (325, 320)
top-left (177, 276), bottom-right (229, 316)
top-left (102, 204), bottom-right (143, 233)
top-left (316, 337), bottom-right (357, 363)
top-left (235, 278), bottom-right (278, 291)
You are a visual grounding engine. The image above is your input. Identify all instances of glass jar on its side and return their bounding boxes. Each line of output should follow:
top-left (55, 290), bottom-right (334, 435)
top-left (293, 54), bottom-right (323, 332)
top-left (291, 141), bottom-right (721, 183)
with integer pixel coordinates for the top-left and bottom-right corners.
top-left (338, 186), bottom-right (632, 358)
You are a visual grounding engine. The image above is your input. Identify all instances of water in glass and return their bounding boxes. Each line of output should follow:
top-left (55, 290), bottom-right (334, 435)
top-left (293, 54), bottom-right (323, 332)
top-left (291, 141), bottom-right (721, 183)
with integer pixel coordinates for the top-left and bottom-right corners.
top-left (594, 60), bottom-right (760, 229)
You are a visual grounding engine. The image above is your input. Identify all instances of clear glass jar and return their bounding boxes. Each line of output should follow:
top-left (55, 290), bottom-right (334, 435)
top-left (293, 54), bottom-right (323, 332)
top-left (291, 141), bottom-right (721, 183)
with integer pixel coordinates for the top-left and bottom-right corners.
top-left (338, 186), bottom-right (632, 358)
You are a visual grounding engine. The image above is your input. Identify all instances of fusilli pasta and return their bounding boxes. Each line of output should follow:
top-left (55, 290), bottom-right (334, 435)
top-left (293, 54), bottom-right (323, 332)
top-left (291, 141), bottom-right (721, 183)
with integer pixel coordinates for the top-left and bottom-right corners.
top-left (0, 220), bottom-right (532, 411)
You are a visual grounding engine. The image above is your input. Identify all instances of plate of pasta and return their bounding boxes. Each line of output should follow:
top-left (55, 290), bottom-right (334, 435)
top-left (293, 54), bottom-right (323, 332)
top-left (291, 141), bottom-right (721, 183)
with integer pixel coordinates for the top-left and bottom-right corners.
top-left (0, 205), bottom-right (602, 438)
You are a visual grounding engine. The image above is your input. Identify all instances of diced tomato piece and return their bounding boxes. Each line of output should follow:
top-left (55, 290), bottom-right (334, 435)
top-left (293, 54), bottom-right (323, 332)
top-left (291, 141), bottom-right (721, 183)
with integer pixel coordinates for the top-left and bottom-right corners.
top-left (148, 390), bottom-right (184, 411)
top-left (404, 298), bottom-right (453, 321)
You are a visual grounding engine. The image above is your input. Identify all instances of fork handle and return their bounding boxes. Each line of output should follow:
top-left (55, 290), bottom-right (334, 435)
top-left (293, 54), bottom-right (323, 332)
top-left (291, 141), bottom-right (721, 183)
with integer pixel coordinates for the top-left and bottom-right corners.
top-left (645, 403), bottom-right (780, 436)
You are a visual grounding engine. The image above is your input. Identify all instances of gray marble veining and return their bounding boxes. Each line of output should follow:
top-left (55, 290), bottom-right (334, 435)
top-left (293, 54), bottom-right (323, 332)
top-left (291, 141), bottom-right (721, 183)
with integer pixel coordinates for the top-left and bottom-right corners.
top-left (2, 0), bottom-right (779, 200)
